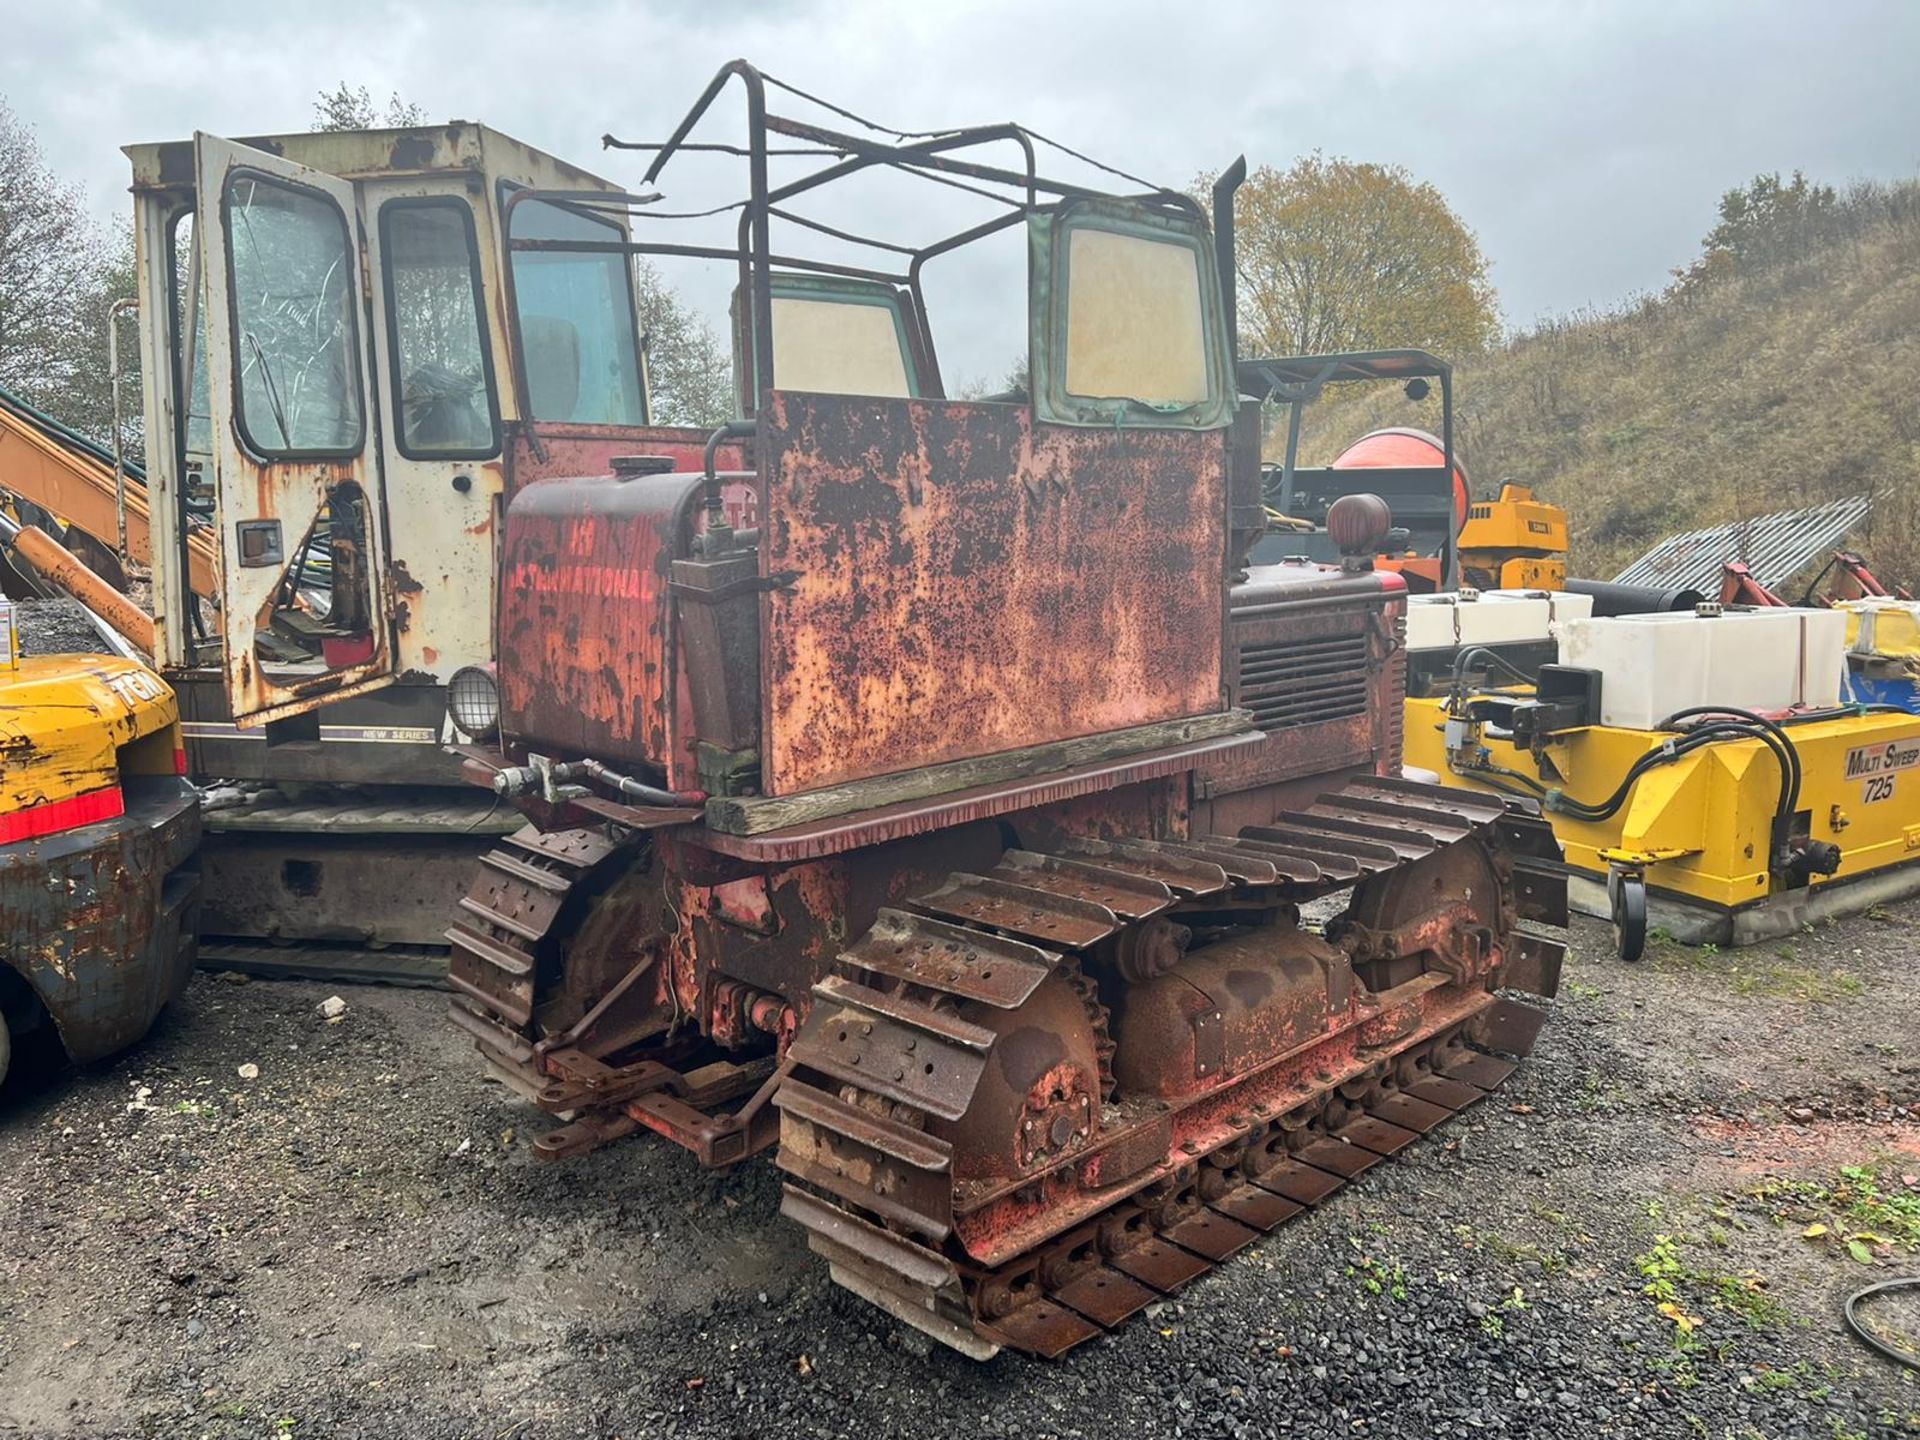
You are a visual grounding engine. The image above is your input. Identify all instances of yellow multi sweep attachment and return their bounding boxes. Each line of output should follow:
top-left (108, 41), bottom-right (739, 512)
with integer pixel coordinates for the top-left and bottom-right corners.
top-left (1405, 695), bottom-right (1920, 944)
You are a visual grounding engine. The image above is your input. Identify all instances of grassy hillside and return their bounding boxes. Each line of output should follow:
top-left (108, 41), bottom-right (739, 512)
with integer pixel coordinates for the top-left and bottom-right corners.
top-left (1291, 182), bottom-right (1920, 587)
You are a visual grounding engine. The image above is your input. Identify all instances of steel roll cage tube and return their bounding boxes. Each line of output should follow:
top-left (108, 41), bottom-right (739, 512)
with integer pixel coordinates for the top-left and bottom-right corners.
top-left (500, 59), bottom-right (1209, 433)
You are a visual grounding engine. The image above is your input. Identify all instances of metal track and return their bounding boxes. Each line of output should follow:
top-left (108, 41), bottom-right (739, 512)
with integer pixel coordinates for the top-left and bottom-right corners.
top-left (775, 776), bottom-right (1565, 1359)
top-left (445, 824), bottom-right (625, 1048)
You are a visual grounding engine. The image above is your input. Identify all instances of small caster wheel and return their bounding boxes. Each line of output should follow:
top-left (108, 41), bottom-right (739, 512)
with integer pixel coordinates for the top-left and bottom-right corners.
top-left (1611, 871), bottom-right (1648, 963)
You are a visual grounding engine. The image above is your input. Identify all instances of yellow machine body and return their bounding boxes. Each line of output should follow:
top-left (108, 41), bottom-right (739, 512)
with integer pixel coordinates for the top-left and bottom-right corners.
top-left (1455, 484), bottom-right (1568, 593)
top-left (1405, 694), bottom-right (1920, 941)
top-left (0, 655), bottom-right (202, 1080)
top-left (1838, 599), bottom-right (1920, 663)
top-left (1, 655), bottom-right (182, 821)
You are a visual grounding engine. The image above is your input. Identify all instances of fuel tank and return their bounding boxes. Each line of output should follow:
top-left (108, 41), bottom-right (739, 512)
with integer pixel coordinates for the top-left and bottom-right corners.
top-left (496, 469), bottom-right (704, 777)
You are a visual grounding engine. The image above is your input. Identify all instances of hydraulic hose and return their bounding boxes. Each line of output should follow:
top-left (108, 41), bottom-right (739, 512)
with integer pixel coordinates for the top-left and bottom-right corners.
top-left (1658, 706), bottom-right (1802, 814)
top-left (1546, 729), bottom-right (1734, 822)
top-left (1448, 646), bottom-right (1537, 708)
top-left (578, 758), bottom-right (707, 808)
top-left (1843, 1277), bottom-right (1920, 1371)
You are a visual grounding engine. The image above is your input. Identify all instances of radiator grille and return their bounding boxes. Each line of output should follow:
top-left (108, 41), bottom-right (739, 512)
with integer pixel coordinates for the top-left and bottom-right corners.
top-left (1237, 633), bottom-right (1371, 731)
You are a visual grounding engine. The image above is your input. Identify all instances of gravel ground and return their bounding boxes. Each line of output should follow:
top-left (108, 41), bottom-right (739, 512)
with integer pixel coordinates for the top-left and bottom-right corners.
top-left (3, 906), bottom-right (1919, 1439)
top-left (13, 596), bottom-right (108, 657)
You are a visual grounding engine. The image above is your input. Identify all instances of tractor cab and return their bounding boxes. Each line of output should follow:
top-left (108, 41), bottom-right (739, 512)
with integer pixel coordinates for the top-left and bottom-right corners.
top-left (1238, 349), bottom-right (1464, 590)
top-left (126, 124), bottom-right (639, 778)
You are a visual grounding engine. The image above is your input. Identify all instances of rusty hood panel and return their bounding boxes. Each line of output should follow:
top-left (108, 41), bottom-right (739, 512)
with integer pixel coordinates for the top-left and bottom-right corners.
top-left (758, 393), bottom-right (1230, 795)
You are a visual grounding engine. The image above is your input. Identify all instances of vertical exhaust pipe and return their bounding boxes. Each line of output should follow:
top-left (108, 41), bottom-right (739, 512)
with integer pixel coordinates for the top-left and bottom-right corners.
top-left (1211, 156), bottom-right (1248, 362)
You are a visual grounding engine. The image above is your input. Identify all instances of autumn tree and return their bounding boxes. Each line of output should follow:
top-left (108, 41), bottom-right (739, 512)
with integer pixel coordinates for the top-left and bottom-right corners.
top-left (1201, 154), bottom-right (1500, 359)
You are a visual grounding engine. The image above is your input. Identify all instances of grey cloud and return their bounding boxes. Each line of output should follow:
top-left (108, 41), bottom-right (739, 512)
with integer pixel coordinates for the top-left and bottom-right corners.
top-left (4, 0), bottom-right (1916, 379)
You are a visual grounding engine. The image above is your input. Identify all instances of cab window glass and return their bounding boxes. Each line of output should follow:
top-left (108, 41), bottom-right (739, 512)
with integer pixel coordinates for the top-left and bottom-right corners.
top-left (1064, 226), bottom-right (1209, 405)
top-left (381, 200), bottom-right (499, 456)
top-left (223, 171), bottom-right (364, 455)
top-left (507, 196), bottom-right (646, 425)
top-left (770, 295), bottom-right (914, 397)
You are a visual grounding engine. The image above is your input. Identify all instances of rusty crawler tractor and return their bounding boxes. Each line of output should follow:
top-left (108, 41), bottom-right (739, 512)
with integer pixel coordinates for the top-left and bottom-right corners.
top-left (446, 63), bottom-right (1567, 1358)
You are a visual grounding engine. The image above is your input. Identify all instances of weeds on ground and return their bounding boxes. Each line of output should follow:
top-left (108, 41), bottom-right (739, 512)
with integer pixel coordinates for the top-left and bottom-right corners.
top-left (1753, 1159), bottom-right (1920, 1265)
top-left (1345, 1235), bottom-right (1408, 1300)
top-left (1634, 1232), bottom-right (1785, 1343)
top-left (1642, 936), bottom-right (1868, 1002)
top-left (1576, 1072), bottom-right (1632, 1115)
top-left (1450, 1221), bottom-right (1575, 1274)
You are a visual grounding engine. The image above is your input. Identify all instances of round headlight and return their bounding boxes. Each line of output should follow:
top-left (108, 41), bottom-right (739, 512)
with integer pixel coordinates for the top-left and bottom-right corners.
top-left (447, 664), bottom-right (500, 741)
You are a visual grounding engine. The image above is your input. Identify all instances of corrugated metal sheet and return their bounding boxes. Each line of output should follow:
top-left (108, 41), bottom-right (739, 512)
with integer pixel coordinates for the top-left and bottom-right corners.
top-left (1611, 495), bottom-right (1872, 593)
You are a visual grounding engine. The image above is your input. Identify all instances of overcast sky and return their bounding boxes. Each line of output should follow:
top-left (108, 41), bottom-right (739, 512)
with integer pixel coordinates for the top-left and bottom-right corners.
top-left (5, 0), bottom-right (1917, 383)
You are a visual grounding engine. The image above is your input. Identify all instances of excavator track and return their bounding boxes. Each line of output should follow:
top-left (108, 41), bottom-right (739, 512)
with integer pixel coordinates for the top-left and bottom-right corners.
top-left (774, 776), bottom-right (1566, 1359)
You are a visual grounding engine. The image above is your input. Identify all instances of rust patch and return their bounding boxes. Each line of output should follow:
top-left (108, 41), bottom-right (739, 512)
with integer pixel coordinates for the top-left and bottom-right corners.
top-left (758, 393), bottom-right (1230, 795)
top-left (1690, 1116), bottom-right (1920, 1175)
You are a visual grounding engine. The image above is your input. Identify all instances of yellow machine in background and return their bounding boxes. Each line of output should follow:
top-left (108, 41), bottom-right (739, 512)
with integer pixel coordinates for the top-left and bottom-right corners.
top-left (0, 648), bottom-right (201, 1084)
top-left (1402, 604), bottom-right (1920, 954)
top-left (1455, 483), bottom-right (1568, 592)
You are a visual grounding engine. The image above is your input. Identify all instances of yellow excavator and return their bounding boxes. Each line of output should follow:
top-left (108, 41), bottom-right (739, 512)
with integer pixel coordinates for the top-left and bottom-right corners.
top-left (0, 384), bottom-right (203, 1084)
top-left (0, 626), bottom-right (201, 1085)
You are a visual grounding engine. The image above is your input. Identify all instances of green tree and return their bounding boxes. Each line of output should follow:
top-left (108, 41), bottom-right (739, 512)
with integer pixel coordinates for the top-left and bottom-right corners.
top-left (635, 260), bottom-right (734, 427)
top-left (1200, 154), bottom-right (1500, 360)
top-left (0, 97), bottom-right (109, 418)
top-left (1677, 171), bottom-right (1842, 290)
top-left (312, 83), bottom-right (427, 132)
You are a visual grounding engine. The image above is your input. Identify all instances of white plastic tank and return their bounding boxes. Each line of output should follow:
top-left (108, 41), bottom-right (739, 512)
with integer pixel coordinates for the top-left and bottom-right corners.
top-left (1558, 607), bottom-right (1848, 729)
top-left (1560, 612), bottom-right (1716, 729)
top-left (1796, 608), bottom-right (1848, 707)
top-left (1405, 592), bottom-right (1554, 652)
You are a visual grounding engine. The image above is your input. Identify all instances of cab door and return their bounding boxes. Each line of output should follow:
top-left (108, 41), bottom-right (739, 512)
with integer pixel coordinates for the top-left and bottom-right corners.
top-left (195, 133), bottom-right (395, 725)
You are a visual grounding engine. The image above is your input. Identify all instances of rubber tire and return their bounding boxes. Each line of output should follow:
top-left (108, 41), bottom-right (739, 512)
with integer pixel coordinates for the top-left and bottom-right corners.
top-left (1612, 876), bottom-right (1648, 963)
top-left (0, 1011), bottom-right (11, 1089)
